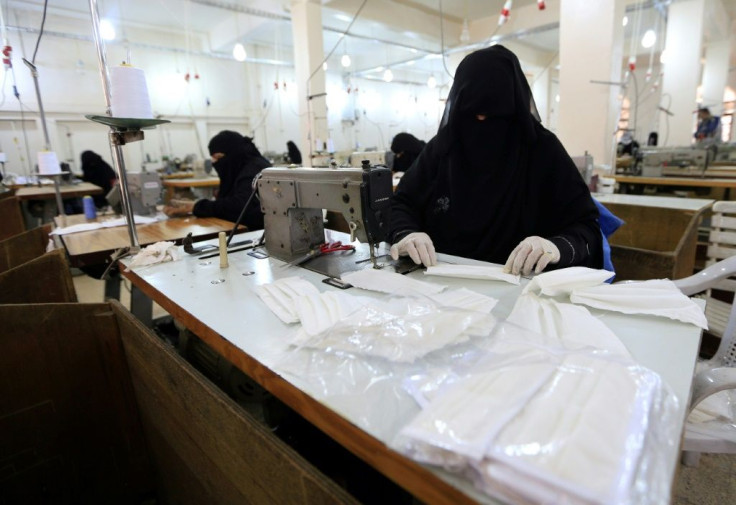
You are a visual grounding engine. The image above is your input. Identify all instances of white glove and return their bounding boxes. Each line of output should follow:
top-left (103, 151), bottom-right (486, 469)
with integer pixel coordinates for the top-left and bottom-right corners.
top-left (390, 232), bottom-right (437, 267)
top-left (504, 236), bottom-right (560, 275)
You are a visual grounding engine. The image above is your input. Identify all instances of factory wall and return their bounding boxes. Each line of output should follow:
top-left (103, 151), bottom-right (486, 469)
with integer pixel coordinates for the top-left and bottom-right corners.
top-left (0, 13), bottom-right (448, 177)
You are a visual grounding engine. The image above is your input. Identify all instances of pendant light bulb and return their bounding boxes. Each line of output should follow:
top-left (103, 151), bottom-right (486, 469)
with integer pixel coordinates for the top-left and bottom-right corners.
top-left (341, 54), bottom-right (351, 67)
top-left (460, 19), bottom-right (470, 43)
top-left (427, 75), bottom-right (437, 89)
top-left (233, 43), bottom-right (247, 62)
top-left (100, 19), bottom-right (116, 40)
top-left (383, 68), bottom-right (393, 82)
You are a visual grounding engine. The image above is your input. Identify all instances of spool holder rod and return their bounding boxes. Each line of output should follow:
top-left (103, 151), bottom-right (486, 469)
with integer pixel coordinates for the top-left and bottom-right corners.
top-left (88, 0), bottom-right (140, 250)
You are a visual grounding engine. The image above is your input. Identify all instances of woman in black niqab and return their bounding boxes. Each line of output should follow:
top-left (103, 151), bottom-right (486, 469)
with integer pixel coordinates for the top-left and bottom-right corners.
top-left (389, 45), bottom-right (602, 273)
top-left (80, 150), bottom-right (117, 208)
top-left (286, 141), bottom-right (302, 164)
top-left (165, 130), bottom-right (270, 229)
top-left (390, 132), bottom-right (426, 172)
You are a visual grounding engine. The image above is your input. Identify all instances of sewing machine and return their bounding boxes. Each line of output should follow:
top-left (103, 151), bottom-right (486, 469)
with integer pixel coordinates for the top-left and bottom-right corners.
top-left (349, 150), bottom-right (393, 169)
top-left (638, 147), bottom-right (709, 177)
top-left (106, 171), bottom-right (162, 216)
top-left (257, 164), bottom-right (392, 271)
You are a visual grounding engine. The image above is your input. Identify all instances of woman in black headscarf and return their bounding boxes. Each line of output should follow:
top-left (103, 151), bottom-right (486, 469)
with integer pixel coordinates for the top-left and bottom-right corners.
top-left (80, 150), bottom-right (117, 208)
top-left (286, 140), bottom-right (302, 164)
top-left (390, 132), bottom-right (426, 173)
top-left (389, 45), bottom-right (602, 275)
top-left (164, 130), bottom-right (270, 229)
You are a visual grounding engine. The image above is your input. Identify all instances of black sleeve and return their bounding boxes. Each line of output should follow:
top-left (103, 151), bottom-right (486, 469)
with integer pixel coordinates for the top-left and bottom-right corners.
top-left (192, 174), bottom-right (263, 230)
top-left (536, 135), bottom-right (602, 269)
top-left (388, 139), bottom-right (439, 244)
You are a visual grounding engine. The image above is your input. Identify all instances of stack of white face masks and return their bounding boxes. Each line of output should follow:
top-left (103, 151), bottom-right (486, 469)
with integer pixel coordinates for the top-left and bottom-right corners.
top-left (256, 276), bottom-right (499, 363)
top-left (424, 264), bottom-right (521, 285)
top-left (394, 337), bottom-right (679, 505)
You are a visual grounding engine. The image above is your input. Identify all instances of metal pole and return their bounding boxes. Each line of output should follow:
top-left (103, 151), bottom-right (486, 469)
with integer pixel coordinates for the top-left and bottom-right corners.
top-left (21, 58), bottom-right (65, 218)
top-left (88, 0), bottom-right (139, 249)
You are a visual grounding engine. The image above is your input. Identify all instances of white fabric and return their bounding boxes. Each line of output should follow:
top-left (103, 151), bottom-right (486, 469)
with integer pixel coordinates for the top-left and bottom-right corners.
top-left (390, 231), bottom-right (437, 266)
top-left (254, 276), bottom-right (320, 324)
top-left (398, 352), bottom-right (664, 505)
top-left (507, 293), bottom-right (632, 359)
top-left (50, 214), bottom-right (162, 235)
top-left (570, 279), bottom-right (708, 329)
top-left (522, 267), bottom-right (615, 297)
top-left (425, 264), bottom-right (520, 285)
top-left (293, 291), bottom-right (373, 336)
top-left (505, 235), bottom-right (561, 275)
top-left (126, 241), bottom-right (179, 269)
top-left (341, 268), bottom-right (446, 295)
top-left (290, 294), bottom-right (496, 363)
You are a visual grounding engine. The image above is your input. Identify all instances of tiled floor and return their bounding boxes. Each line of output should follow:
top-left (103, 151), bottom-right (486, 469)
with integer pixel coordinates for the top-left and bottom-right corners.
top-left (72, 272), bottom-right (736, 504)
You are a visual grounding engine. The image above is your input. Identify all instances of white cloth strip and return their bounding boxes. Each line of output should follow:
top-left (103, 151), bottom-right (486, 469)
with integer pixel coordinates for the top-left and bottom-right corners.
top-left (425, 264), bottom-right (520, 285)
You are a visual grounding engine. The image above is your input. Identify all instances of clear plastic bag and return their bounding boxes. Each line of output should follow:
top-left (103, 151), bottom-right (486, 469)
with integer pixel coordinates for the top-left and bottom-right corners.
top-left (393, 321), bottom-right (681, 505)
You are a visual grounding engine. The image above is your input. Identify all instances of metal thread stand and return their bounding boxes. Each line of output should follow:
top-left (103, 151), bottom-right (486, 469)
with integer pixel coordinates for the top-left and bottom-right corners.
top-left (89, 0), bottom-right (140, 252)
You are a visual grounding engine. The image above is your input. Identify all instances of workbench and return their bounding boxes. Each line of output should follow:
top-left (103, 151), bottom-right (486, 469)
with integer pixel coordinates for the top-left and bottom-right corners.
top-left (120, 231), bottom-right (702, 504)
top-left (613, 175), bottom-right (736, 199)
top-left (161, 176), bottom-right (220, 202)
top-left (56, 213), bottom-right (244, 326)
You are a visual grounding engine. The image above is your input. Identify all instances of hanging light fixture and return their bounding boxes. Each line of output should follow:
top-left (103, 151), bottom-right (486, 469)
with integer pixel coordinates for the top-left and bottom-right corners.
top-left (99, 19), bottom-right (116, 40)
top-left (460, 19), bottom-right (470, 43)
top-left (427, 75), bottom-right (437, 89)
top-left (641, 29), bottom-right (656, 49)
top-left (341, 36), bottom-right (351, 67)
top-left (323, 62), bottom-right (328, 71)
top-left (233, 43), bottom-right (247, 62)
top-left (383, 68), bottom-right (393, 82)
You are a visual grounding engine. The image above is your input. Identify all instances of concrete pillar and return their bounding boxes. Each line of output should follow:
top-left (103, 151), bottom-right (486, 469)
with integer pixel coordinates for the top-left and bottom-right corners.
top-left (660, 0), bottom-right (705, 146)
top-left (701, 39), bottom-right (730, 115)
top-left (558, 0), bottom-right (625, 168)
top-left (290, 0), bottom-right (327, 166)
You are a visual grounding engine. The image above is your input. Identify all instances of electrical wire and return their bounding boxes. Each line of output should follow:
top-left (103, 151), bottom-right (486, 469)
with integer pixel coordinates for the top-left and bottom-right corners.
top-left (31, 0), bottom-right (48, 64)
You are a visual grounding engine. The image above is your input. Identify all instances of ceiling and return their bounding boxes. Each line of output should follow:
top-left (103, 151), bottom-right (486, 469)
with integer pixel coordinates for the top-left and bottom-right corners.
top-left (2, 0), bottom-right (734, 86)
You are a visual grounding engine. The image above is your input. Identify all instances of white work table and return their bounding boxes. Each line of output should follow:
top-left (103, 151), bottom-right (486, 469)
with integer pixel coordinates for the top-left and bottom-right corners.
top-left (121, 232), bottom-right (702, 505)
top-left (593, 192), bottom-right (715, 213)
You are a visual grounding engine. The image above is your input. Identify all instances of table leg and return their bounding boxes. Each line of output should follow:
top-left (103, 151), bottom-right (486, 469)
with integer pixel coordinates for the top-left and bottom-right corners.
top-left (103, 270), bottom-right (121, 300)
top-left (131, 284), bottom-right (153, 327)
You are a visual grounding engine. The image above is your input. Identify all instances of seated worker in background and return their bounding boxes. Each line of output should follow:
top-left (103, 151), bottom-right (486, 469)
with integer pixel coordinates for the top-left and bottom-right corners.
top-left (80, 150), bottom-right (117, 208)
top-left (694, 107), bottom-right (722, 144)
top-left (286, 140), bottom-right (302, 164)
top-left (389, 45), bottom-right (602, 275)
top-left (164, 130), bottom-right (270, 230)
top-left (390, 132), bottom-right (426, 173)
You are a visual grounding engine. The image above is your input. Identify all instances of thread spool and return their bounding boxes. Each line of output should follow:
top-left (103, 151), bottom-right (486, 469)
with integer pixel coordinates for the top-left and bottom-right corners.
top-left (83, 195), bottom-right (97, 220)
top-left (37, 151), bottom-right (61, 175)
top-left (109, 64), bottom-right (153, 119)
top-left (219, 232), bottom-right (228, 268)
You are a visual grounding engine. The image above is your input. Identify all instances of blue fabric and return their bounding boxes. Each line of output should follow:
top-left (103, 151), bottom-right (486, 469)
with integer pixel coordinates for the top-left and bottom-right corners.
top-left (593, 199), bottom-right (624, 279)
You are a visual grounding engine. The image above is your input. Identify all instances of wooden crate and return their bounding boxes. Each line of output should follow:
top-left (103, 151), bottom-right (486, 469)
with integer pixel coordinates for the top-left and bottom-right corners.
top-left (0, 301), bottom-right (357, 505)
top-left (606, 203), bottom-right (704, 280)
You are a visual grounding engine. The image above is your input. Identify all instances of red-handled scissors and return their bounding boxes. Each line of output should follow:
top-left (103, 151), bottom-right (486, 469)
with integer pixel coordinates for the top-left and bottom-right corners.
top-left (283, 241), bottom-right (356, 267)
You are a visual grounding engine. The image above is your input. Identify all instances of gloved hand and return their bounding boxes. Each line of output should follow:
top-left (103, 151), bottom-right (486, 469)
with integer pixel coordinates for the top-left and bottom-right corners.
top-left (390, 232), bottom-right (437, 267)
top-left (504, 236), bottom-right (560, 275)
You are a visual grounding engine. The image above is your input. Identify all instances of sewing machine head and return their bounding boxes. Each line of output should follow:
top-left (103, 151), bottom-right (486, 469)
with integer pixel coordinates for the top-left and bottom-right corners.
top-left (106, 172), bottom-right (162, 216)
top-left (257, 163), bottom-right (392, 266)
top-left (638, 147), bottom-right (708, 177)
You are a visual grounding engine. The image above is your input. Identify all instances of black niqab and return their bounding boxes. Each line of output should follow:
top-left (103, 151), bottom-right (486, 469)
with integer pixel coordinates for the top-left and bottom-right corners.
top-left (195, 130), bottom-right (270, 227)
top-left (286, 141), bottom-right (302, 164)
top-left (390, 133), bottom-right (426, 172)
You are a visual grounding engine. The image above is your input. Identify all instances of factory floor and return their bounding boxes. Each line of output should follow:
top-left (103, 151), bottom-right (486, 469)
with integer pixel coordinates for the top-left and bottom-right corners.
top-left (72, 272), bottom-right (736, 505)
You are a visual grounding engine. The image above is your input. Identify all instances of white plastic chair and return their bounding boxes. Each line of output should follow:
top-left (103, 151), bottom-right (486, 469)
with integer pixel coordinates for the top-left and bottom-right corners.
top-left (673, 255), bottom-right (736, 466)
top-left (696, 201), bottom-right (736, 338)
